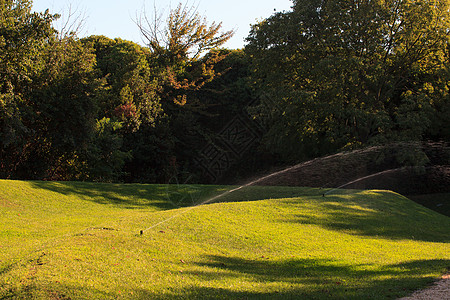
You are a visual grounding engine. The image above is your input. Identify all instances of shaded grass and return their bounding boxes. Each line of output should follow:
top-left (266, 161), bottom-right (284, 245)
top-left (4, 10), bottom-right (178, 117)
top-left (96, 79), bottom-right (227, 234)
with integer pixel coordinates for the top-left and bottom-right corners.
top-left (284, 190), bottom-right (450, 242)
top-left (408, 193), bottom-right (450, 217)
top-left (29, 180), bottom-right (322, 208)
top-left (0, 180), bottom-right (449, 299)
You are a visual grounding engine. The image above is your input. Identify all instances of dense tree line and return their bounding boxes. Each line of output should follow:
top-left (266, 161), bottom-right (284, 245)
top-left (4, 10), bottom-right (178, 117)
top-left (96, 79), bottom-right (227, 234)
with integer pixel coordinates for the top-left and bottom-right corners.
top-left (0, 0), bottom-right (240, 182)
top-left (246, 0), bottom-right (450, 163)
top-left (1, 0), bottom-right (449, 183)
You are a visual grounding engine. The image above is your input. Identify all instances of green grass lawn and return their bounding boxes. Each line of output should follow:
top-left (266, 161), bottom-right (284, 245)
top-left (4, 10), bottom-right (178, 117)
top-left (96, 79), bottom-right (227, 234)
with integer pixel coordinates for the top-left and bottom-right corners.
top-left (0, 180), bottom-right (449, 299)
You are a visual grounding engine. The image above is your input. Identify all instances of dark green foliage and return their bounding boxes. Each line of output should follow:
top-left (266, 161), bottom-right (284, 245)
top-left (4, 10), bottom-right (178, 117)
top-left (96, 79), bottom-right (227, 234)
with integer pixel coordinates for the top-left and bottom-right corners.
top-left (2, 0), bottom-right (448, 185)
top-left (82, 35), bottom-right (163, 129)
top-left (197, 49), bottom-right (255, 130)
top-left (84, 118), bottom-right (132, 182)
top-left (0, 0), bottom-right (56, 94)
top-left (29, 38), bottom-right (102, 179)
top-left (0, 1), bottom-right (244, 183)
top-left (245, 0), bottom-right (450, 163)
top-left (122, 121), bottom-right (176, 183)
top-left (0, 0), bottom-right (57, 178)
top-left (0, 3), bottom-right (132, 181)
top-left (81, 36), bottom-right (168, 182)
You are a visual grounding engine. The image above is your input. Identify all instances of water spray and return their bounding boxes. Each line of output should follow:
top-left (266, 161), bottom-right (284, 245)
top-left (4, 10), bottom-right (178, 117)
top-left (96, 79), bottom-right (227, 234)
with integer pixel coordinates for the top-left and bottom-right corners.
top-left (139, 184), bottom-right (253, 235)
top-left (322, 167), bottom-right (408, 197)
top-left (138, 146), bottom-right (422, 235)
top-left (138, 159), bottom-right (329, 235)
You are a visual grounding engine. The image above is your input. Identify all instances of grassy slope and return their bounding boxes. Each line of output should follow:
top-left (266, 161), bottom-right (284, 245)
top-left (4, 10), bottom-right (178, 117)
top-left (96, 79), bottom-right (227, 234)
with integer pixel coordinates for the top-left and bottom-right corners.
top-left (408, 193), bottom-right (450, 217)
top-left (0, 180), bottom-right (449, 299)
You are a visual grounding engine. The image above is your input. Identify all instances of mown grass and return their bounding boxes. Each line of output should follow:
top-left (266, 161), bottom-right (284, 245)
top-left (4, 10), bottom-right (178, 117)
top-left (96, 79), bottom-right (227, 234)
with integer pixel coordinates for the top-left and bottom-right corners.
top-left (0, 180), bottom-right (449, 299)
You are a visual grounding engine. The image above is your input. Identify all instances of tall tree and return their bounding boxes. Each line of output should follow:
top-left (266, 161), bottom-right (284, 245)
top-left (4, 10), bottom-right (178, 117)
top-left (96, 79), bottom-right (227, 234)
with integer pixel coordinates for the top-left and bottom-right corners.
top-left (133, 2), bottom-right (236, 182)
top-left (246, 0), bottom-right (450, 162)
top-left (27, 37), bottom-right (103, 180)
top-left (137, 2), bottom-right (234, 108)
top-left (0, 0), bottom-right (57, 178)
top-left (83, 36), bottom-right (169, 182)
top-left (82, 36), bottom-right (163, 130)
top-left (0, 1), bottom-right (110, 180)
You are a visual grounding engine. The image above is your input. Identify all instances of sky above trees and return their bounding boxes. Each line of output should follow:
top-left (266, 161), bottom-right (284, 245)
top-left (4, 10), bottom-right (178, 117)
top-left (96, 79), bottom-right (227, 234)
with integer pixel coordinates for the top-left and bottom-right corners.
top-left (32, 0), bottom-right (293, 49)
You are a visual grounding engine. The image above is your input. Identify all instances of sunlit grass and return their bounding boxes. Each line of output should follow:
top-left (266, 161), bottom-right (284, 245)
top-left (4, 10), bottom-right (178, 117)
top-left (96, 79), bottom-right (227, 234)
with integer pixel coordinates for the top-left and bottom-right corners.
top-left (1, 180), bottom-right (449, 299)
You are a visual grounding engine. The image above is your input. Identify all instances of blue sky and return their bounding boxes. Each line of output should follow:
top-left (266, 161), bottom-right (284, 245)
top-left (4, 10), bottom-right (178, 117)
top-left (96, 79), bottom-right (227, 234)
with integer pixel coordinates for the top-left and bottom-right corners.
top-left (32, 0), bottom-right (293, 49)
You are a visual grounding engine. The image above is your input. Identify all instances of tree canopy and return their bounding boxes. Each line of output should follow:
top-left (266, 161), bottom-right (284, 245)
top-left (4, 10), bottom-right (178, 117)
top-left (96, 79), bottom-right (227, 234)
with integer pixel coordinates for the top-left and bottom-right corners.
top-left (1, 0), bottom-right (448, 183)
top-left (0, 0), bottom-right (240, 182)
top-left (246, 0), bottom-right (450, 161)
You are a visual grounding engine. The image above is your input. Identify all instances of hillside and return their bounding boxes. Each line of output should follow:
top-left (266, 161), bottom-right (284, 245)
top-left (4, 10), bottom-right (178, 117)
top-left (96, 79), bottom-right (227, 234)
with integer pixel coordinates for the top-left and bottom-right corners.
top-left (1, 180), bottom-right (449, 299)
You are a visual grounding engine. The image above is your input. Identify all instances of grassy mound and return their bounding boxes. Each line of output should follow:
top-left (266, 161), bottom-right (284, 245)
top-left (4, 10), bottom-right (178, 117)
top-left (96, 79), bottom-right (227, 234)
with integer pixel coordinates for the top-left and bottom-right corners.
top-left (0, 180), bottom-right (449, 299)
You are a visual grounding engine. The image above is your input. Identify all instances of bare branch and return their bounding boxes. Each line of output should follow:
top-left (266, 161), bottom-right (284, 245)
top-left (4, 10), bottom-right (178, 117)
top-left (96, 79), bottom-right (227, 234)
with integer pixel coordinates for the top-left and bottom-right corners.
top-left (135, 1), bottom-right (235, 59)
top-left (54, 3), bottom-right (88, 39)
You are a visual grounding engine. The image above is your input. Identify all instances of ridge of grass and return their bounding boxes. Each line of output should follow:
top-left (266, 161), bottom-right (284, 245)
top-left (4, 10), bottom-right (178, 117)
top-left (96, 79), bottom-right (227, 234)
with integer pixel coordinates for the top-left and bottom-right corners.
top-left (0, 180), bottom-right (449, 299)
top-left (408, 193), bottom-right (450, 217)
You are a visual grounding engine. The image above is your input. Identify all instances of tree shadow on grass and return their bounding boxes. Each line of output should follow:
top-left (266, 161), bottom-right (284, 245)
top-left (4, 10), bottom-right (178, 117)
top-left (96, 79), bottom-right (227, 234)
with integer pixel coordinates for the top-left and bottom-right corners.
top-left (28, 181), bottom-right (322, 210)
top-left (158, 257), bottom-right (448, 299)
top-left (30, 180), bottom-right (177, 210)
top-left (28, 181), bottom-right (239, 210)
top-left (282, 191), bottom-right (450, 243)
top-left (2, 256), bottom-right (448, 299)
